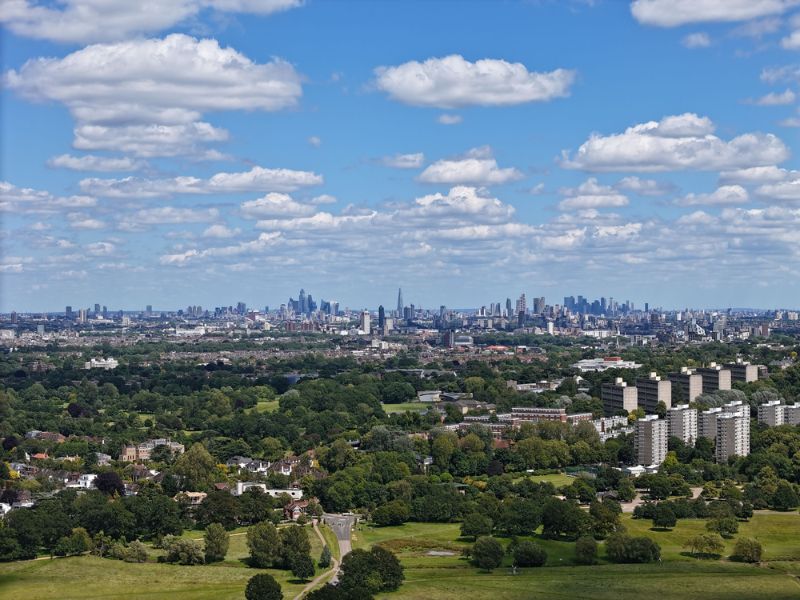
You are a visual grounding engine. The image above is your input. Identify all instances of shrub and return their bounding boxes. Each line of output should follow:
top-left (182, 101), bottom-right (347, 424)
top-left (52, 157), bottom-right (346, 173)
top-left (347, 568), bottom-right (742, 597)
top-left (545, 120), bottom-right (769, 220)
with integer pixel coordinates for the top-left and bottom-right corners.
top-left (54, 528), bottom-right (92, 557)
top-left (291, 552), bottom-right (316, 581)
top-left (683, 533), bottom-right (724, 558)
top-left (513, 540), bottom-right (547, 567)
top-left (112, 540), bottom-right (148, 563)
top-left (652, 504), bottom-right (677, 530)
top-left (247, 521), bottom-right (283, 568)
top-left (732, 537), bottom-right (763, 563)
top-left (318, 544), bottom-right (332, 568)
top-left (245, 574), bottom-right (282, 600)
top-left (706, 517), bottom-right (738, 538)
top-left (162, 536), bottom-right (204, 565)
top-left (460, 512), bottom-right (494, 540)
top-left (605, 533), bottom-right (661, 564)
top-left (471, 537), bottom-right (504, 572)
top-left (372, 500), bottom-right (411, 527)
top-left (575, 535), bottom-right (598, 565)
top-left (204, 523), bottom-right (230, 563)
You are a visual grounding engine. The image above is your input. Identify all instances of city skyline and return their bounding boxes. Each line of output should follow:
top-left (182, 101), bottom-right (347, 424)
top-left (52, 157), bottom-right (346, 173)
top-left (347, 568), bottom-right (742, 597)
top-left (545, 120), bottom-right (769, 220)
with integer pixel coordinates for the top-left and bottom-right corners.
top-left (4, 1), bottom-right (800, 311)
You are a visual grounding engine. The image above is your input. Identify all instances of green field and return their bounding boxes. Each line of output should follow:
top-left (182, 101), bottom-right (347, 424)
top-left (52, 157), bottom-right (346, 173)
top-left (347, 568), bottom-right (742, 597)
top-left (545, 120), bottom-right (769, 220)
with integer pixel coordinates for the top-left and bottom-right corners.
top-left (519, 471), bottom-right (575, 488)
top-left (251, 400), bottom-right (280, 414)
top-left (382, 562), bottom-right (800, 600)
top-left (356, 512), bottom-right (800, 600)
top-left (3, 514), bottom-right (799, 599)
top-left (623, 513), bottom-right (800, 562)
top-left (0, 524), bottom-right (327, 600)
top-left (382, 402), bottom-right (429, 414)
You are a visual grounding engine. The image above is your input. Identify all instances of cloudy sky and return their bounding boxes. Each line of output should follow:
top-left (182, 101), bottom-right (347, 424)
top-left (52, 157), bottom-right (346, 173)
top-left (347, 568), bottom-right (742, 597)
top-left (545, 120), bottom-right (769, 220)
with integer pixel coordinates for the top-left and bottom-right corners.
top-left (2, 0), bottom-right (800, 312)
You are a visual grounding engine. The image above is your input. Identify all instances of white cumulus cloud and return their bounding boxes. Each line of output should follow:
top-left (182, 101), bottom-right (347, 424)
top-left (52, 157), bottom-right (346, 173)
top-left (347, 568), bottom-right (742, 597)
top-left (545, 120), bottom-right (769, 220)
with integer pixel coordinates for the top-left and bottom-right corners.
top-left (374, 55), bottom-right (575, 108)
top-left (630, 0), bottom-right (797, 27)
top-left (675, 185), bottom-right (750, 206)
top-left (418, 147), bottom-right (524, 185)
top-left (558, 178), bottom-right (630, 211)
top-left (562, 113), bottom-right (789, 172)
top-left (0, 0), bottom-right (303, 44)
top-left (240, 192), bottom-right (317, 218)
top-left (5, 34), bottom-right (302, 158)
top-left (80, 166), bottom-right (322, 198)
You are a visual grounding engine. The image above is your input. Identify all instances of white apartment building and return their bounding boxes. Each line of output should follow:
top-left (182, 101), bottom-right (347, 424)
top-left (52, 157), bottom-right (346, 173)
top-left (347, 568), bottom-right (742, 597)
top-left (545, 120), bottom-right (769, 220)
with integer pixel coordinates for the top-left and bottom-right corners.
top-left (359, 310), bottom-right (371, 334)
top-left (84, 357), bottom-right (119, 370)
top-left (757, 400), bottom-right (784, 427)
top-left (667, 404), bottom-right (698, 445)
top-left (635, 415), bottom-right (668, 466)
top-left (699, 407), bottom-right (723, 441)
top-left (784, 403), bottom-right (800, 425)
top-left (716, 413), bottom-right (750, 462)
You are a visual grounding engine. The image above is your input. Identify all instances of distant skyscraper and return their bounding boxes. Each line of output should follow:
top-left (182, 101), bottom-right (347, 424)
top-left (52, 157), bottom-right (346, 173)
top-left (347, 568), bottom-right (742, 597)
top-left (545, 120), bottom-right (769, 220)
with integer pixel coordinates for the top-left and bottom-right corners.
top-left (299, 289), bottom-right (307, 314)
top-left (378, 305), bottom-right (385, 329)
top-left (94, 303), bottom-right (101, 315)
top-left (396, 288), bottom-right (404, 316)
top-left (65, 306), bottom-right (73, 318)
top-left (506, 298), bottom-right (512, 317)
top-left (360, 310), bottom-right (371, 334)
top-left (515, 293), bottom-right (527, 315)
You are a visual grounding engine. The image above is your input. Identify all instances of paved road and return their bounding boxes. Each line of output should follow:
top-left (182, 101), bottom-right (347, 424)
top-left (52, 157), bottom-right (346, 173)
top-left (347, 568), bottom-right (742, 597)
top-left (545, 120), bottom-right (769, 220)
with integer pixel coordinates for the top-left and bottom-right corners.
top-left (320, 514), bottom-right (357, 585)
top-left (322, 513), bottom-right (356, 552)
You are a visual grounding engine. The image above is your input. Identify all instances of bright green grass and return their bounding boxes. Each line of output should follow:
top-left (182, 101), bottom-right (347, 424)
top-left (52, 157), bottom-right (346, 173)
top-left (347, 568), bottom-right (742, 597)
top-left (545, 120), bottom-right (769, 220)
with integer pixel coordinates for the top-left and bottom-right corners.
top-left (0, 524), bottom-right (328, 599)
top-left (358, 514), bottom-right (800, 599)
top-left (382, 402), bottom-right (429, 414)
top-left (521, 472), bottom-right (575, 488)
top-left (253, 400), bottom-right (280, 413)
top-left (319, 524), bottom-right (340, 561)
top-left (354, 522), bottom-right (465, 551)
top-left (623, 512), bottom-right (800, 562)
top-left (379, 562), bottom-right (800, 600)
top-left (0, 555), bottom-right (305, 600)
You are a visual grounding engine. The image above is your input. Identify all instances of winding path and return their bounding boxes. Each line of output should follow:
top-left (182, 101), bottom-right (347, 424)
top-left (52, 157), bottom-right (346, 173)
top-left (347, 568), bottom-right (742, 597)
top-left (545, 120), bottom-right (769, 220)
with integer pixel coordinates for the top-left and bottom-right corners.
top-left (293, 518), bottom-right (344, 600)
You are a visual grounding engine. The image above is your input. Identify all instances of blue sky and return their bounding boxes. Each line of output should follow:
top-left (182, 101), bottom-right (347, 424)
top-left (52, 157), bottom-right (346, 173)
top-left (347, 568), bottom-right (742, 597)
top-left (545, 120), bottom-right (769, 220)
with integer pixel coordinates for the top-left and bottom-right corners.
top-left (2, 0), bottom-right (800, 312)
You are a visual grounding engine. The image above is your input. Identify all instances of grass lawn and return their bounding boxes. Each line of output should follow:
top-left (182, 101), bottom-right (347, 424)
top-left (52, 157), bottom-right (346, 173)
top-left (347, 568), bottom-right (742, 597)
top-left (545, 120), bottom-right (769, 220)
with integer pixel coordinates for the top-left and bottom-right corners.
top-left (381, 562), bottom-right (800, 600)
top-left (253, 400), bottom-right (280, 413)
top-left (357, 513), bottom-right (800, 600)
top-left (623, 512), bottom-right (800, 562)
top-left (4, 515), bottom-right (797, 599)
top-left (0, 523), bottom-right (328, 600)
top-left (319, 524), bottom-right (341, 561)
top-left (382, 402), bottom-right (429, 414)
top-left (0, 555), bottom-right (305, 600)
top-left (518, 472), bottom-right (575, 488)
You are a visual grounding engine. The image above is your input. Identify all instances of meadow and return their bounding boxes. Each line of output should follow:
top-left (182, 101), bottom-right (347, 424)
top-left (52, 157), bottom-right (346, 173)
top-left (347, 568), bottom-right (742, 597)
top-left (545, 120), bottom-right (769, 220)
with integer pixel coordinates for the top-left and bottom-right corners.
top-left (0, 523), bottom-right (331, 600)
top-left (357, 512), bottom-right (800, 600)
top-left (2, 513), bottom-right (798, 599)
